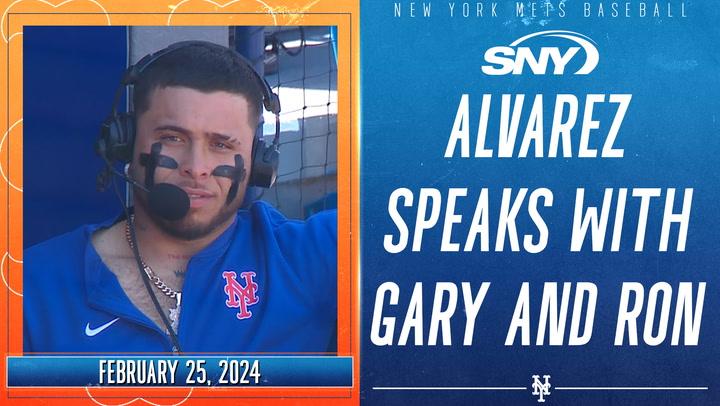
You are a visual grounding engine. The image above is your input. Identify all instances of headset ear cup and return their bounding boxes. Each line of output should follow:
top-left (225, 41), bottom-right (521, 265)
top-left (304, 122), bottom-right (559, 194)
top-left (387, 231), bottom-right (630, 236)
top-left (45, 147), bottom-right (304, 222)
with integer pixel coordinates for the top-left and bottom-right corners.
top-left (94, 129), bottom-right (108, 158)
top-left (99, 112), bottom-right (135, 163)
top-left (248, 138), bottom-right (279, 188)
top-left (119, 112), bottom-right (136, 163)
top-left (262, 146), bottom-right (279, 187)
top-left (96, 112), bottom-right (129, 191)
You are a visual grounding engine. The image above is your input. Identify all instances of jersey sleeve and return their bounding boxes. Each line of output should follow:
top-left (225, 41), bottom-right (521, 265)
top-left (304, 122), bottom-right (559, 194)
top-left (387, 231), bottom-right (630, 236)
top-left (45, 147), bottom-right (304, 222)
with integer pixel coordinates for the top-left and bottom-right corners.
top-left (258, 203), bottom-right (338, 311)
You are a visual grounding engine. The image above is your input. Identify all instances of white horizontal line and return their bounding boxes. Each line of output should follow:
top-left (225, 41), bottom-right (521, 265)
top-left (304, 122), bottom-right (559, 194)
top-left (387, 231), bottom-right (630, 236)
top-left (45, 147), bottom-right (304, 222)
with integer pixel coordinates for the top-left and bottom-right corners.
top-left (555, 387), bottom-right (708, 391)
top-left (373, 387), bottom-right (527, 391)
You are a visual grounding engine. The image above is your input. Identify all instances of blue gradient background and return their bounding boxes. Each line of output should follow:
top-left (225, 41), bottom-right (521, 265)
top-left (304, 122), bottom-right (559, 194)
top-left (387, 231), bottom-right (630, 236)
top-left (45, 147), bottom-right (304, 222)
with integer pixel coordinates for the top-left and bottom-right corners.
top-left (360, 1), bottom-right (720, 405)
top-left (7, 357), bottom-right (352, 387)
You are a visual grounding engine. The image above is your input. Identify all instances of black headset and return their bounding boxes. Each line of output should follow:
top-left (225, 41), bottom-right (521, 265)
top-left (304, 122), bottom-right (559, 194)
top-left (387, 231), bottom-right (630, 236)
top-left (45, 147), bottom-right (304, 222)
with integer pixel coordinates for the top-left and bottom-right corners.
top-left (95, 40), bottom-right (282, 189)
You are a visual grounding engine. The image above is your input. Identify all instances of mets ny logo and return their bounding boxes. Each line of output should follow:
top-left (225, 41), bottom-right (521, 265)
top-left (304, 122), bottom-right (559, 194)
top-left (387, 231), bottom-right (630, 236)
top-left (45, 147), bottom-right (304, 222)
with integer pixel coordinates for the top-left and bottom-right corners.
top-left (222, 271), bottom-right (260, 320)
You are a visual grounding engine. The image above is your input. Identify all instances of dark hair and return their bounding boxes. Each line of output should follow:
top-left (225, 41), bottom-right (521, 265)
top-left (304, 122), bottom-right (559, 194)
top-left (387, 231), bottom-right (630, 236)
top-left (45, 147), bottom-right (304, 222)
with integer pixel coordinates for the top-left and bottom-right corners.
top-left (133, 42), bottom-right (264, 128)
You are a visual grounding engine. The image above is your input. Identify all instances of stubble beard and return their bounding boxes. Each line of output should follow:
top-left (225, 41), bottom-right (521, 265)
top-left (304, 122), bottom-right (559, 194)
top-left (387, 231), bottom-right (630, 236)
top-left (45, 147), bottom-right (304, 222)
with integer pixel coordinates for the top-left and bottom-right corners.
top-left (134, 186), bottom-right (243, 241)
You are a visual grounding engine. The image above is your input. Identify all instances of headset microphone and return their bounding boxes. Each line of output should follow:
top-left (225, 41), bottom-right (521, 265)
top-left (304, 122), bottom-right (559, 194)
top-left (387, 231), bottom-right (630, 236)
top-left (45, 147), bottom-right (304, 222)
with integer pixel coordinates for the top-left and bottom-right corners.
top-left (148, 183), bottom-right (190, 222)
top-left (98, 161), bottom-right (191, 222)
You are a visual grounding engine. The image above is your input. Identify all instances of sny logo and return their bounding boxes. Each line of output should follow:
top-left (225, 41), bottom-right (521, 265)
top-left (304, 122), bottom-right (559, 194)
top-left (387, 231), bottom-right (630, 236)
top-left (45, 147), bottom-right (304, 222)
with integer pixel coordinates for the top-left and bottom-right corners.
top-left (482, 30), bottom-right (598, 75)
top-left (222, 271), bottom-right (260, 320)
top-left (531, 375), bottom-right (551, 403)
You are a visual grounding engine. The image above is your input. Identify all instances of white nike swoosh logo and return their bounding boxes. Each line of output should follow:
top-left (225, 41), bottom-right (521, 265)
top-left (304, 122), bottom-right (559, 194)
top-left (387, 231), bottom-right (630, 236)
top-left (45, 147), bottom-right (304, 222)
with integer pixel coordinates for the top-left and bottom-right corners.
top-left (85, 318), bottom-right (120, 337)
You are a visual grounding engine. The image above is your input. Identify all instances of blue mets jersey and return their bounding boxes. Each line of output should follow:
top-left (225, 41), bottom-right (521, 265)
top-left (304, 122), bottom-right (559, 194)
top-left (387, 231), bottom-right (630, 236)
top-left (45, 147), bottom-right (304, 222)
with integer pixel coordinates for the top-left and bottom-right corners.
top-left (24, 201), bottom-right (337, 353)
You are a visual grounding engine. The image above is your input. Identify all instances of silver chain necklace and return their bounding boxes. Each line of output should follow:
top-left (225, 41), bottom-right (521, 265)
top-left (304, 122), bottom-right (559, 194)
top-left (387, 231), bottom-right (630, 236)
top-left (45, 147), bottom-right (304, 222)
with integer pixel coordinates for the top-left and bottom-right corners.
top-left (125, 215), bottom-right (182, 333)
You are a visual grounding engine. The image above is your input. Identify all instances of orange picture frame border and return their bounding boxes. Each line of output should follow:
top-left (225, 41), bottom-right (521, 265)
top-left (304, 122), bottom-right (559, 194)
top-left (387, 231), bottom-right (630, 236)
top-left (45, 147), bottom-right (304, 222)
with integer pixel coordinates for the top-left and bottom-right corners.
top-left (0, 1), bottom-right (360, 405)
